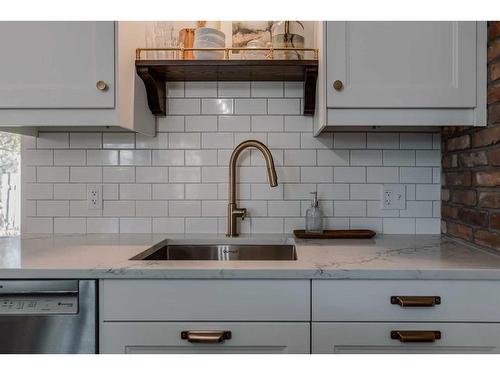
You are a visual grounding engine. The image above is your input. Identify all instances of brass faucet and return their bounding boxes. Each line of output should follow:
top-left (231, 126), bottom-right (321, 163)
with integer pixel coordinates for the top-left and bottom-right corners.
top-left (227, 140), bottom-right (278, 237)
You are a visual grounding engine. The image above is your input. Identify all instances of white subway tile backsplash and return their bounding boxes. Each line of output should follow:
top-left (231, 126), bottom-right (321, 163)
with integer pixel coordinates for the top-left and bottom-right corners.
top-left (86, 150), bottom-right (118, 166)
top-left (70, 167), bottom-right (102, 182)
top-left (24, 82), bottom-right (439, 235)
top-left (234, 99), bottom-right (267, 114)
top-left (37, 133), bottom-right (68, 149)
top-left (70, 133), bottom-right (101, 149)
top-left (251, 82), bottom-right (284, 97)
top-left (400, 133), bottom-right (433, 149)
top-left (251, 116), bottom-right (283, 132)
top-left (334, 133), bottom-right (366, 149)
top-left (87, 218), bottom-right (119, 233)
top-left (186, 116), bottom-right (218, 132)
top-left (102, 133), bottom-right (135, 149)
top-left (218, 82), bottom-right (251, 98)
top-left (202, 99), bottom-right (233, 114)
top-left (119, 150), bottom-right (151, 166)
top-left (54, 150), bottom-right (85, 166)
top-left (366, 167), bottom-right (399, 183)
top-left (350, 150), bottom-right (383, 166)
top-left (169, 98), bottom-right (201, 115)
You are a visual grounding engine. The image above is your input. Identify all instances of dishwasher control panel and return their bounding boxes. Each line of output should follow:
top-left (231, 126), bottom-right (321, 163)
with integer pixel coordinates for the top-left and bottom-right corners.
top-left (0, 295), bottom-right (78, 315)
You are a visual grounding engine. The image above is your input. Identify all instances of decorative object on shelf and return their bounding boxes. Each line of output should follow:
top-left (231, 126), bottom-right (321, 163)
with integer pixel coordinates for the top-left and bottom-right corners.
top-left (193, 27), bottom-right (226, 60)
top-left (179, 28), bottom-right (196, 60)
top-left (241, 39), bottom-right (271, 60)
top-left (232, 21), bottom-right (273, 52)
top-left (271, 21), bottom-right (305, 60)
top-left (293, 230), bottom-right (376, 239)
top-left (305, 191), bottom-right (323, 234)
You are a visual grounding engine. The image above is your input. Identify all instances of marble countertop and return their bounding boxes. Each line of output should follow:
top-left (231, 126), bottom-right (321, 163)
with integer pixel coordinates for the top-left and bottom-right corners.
top-left (1, 233), bottom-right (500, 279)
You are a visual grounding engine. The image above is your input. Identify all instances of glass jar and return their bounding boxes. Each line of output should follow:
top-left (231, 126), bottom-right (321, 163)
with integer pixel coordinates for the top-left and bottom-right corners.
top-left (271, 21), bottom-right (305, 60)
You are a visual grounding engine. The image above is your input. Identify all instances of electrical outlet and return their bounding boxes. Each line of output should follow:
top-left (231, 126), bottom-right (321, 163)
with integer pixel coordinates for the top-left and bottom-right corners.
top-left (87, 184), bottom-right (102, 210)
top-left (381, 184), bottom-right (406, 210)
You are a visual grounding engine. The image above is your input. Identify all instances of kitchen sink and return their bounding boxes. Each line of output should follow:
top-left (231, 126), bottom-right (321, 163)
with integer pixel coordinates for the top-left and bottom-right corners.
top-left (130, 243), bottom-right (297, 261)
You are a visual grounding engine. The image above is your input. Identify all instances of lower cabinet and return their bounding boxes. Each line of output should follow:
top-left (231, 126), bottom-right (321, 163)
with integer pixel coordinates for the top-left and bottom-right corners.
top-left (312, 323), bottom-right (500, 354)
top-left (101, 322), bottom-right (310, 354)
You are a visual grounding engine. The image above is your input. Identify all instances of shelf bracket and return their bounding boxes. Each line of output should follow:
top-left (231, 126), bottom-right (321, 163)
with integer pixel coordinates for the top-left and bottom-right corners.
top-left (136, 66), bottom-right (167, 116)
top-left (303, 65), bottom-right (318, 116)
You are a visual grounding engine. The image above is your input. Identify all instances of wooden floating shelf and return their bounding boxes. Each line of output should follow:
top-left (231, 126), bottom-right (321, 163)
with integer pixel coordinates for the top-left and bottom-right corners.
top-left (135, 59), bottom-right (319, 116)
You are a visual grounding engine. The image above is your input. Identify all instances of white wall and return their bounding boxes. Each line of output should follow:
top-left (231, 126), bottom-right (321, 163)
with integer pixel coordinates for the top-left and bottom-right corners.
top-left (22, 81), bottom-right (441, 234)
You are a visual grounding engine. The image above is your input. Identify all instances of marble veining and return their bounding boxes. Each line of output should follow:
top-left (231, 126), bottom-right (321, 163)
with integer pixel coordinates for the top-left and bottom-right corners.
top-left (1, 234), bottom-right (500, 279)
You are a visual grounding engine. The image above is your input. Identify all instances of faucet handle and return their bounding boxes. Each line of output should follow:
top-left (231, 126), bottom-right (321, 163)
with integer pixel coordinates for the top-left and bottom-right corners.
top-left (240, 207), bottom-right (247, 220)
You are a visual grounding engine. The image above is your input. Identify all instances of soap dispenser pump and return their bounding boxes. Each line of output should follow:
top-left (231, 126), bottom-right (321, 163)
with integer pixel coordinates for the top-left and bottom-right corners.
top-left (305, 191), bottom-right (323, 233)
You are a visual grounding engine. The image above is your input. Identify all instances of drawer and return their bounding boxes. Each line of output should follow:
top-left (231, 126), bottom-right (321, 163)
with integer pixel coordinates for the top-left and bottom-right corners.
top-left (102, 279), bottom-right (310, 321)
top-left (312, 323), bottom-right (500, 354)
top-left (101, 322), bottom-right (310, 354)
top-left (313, 280), bottom-right (500, 322)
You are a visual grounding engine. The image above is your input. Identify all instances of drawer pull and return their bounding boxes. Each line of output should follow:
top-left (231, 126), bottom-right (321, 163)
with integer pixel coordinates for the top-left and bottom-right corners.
top-left (391, 296), bottom-right (441, 307)
top-left (181, 330), bottom-right (232, 343)
top-left (391, 330), bottom-right (441, 343)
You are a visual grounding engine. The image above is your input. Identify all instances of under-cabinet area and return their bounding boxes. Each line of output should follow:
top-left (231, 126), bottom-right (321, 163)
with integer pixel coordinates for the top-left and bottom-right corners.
top-left (98, 277), bottom-right (500, 354)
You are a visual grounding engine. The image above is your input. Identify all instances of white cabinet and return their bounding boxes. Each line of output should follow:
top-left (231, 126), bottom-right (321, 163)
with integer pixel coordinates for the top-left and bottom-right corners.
top-left (312, 323), bottom-right (500, 354)
top-left (314, 21), bottom-right (487, 132)
top-left (101, 322), bottom-right (310, 354)
top-left (0, 22), bottom-right (115, 109)
top-left (0, 21), bottom-right (155, 135)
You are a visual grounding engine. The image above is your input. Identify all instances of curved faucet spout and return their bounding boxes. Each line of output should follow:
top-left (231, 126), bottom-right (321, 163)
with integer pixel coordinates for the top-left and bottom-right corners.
top-left (227, 140), bottom-right (278, 236)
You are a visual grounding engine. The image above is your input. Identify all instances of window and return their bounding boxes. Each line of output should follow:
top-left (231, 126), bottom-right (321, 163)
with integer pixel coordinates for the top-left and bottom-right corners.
top-left (0, 131), bottom-right (20, 236)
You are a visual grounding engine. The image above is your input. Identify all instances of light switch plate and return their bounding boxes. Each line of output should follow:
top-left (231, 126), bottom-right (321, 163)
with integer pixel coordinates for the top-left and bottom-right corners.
top-left (381, 184), bottom-right (406, 210)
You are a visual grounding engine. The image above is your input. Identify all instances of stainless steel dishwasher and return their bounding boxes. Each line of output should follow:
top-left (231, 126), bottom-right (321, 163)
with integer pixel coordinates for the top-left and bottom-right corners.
top-left (0, 280), bottom-right (97, 353)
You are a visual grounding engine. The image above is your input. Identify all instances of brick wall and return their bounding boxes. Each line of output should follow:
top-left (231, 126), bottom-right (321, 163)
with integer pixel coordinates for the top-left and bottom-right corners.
top-left (441, 21), bottom-right (500, 251)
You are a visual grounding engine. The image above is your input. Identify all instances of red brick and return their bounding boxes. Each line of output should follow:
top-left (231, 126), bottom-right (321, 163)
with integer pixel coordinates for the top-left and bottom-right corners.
top-left (450, 189), bottom-right (477, 206)
top-left (478, 192), bottom-right (500, 208)
top-left (489, 39), bottom-right (500, 63)
top-left (488, 86), bottom-right (500, 105)
top-left (491, 213), bottom-right (500, 231)
top-left (492, 61), bottom-right (500, 82)
top-left (442, 154), bottom-right (458, 169)
top-left (474, 230), bottom-right (500, 250)
top-left (489, 148), bottom-right (500, 166)
top-left (447, 222), bottom-right (473, 241)
top-left (446, 134), bottom-right (470, 151)
top-left (442, 205), bottom-right (459, 219)
top-left (489, 22), bottom-right (500, 41)
top-left (458, 151), bottom-right (488, 168)
top-left (472, 126), bottom-right (500, 147)
top-left (445, 171), bottom-right (472, 187)
top-left (458, 208), bottom-right (489, 227)
top-left (490, 103), bottom-right (500, 124)
top-left (474, 171), bottom-right (500, 187)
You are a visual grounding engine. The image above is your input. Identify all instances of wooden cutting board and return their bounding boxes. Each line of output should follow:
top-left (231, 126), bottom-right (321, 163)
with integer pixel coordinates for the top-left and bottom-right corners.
top-left (293, 229), bottom-right (376, 239)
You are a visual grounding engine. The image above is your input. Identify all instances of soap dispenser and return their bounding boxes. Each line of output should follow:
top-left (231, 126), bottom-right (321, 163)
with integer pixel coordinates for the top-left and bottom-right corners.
top-left (305, 191), bottom-right (323, 233)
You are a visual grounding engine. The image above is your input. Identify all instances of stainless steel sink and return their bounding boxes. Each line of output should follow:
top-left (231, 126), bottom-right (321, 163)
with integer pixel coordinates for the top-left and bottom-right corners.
top-left (130, 243), bottom-right (297, 261)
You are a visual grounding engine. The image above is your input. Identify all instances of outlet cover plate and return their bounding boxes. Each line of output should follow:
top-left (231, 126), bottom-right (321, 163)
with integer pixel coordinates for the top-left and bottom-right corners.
top-left (87, 184), bottom-right (102, 210)
top-left (381, 184), bottom-right (406, 210)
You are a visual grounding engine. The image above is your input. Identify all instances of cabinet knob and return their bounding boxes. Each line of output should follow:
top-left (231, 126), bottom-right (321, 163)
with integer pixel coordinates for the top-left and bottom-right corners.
top-left (96, 80), bottom-right (108, 91)
top-left (333, 80), bottom-right (343, 91)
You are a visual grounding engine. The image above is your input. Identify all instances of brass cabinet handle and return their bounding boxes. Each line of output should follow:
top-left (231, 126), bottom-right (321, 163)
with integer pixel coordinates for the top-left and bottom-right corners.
top-left (181, 330), bottom-right (232, 343)
top-left (391, 330), bottom-right (441, 343)
top-left (391, 296), bottom-right (441, 307)
top-left (333, 80), bottom-right (343, 91)
top-left (96, 80), bottom-right (108, 91)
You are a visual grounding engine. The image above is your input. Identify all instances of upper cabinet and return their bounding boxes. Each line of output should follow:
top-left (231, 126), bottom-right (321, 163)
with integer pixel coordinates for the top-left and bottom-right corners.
top-left (0, 21), bottom-right (155, 135)
top-left (315, 21), bottom-right (487, 133)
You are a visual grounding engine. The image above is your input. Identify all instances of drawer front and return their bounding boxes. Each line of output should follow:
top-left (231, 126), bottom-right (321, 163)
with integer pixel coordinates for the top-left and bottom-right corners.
top-left (102, 279), bottom-right (310, 321)
top-left (101, 322), bottom-right (310, 354)
top-left (312, 323), bottom-right (500, 354)
top-left (313, 280), bottom-right (500, 322)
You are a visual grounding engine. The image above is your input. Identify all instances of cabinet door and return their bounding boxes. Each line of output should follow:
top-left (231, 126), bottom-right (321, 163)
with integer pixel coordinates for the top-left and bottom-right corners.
top-left (312, 323), bottom-right (500, 354)
top-left (0, 21), bottom-right (114, 108)
top-left (101, 322), bottom-right (310, 354)
top-left (326, 21), bottom-right (476, 108)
